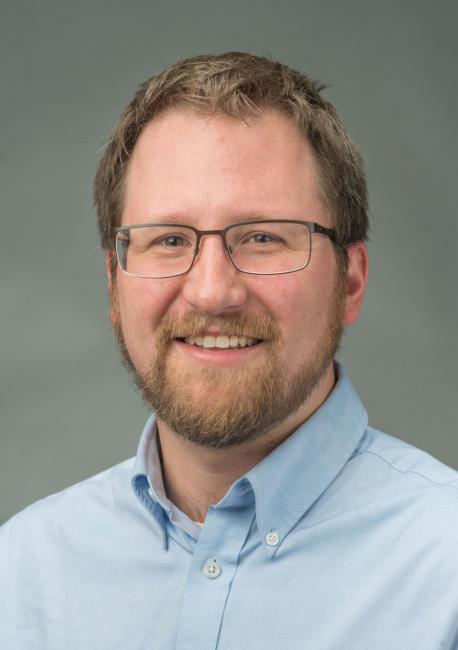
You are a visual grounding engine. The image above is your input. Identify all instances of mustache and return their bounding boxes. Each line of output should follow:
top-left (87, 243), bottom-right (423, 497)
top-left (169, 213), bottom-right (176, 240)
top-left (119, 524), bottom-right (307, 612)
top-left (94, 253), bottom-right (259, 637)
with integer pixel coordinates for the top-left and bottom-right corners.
top-left (155, 311), bottom-right (281, 348)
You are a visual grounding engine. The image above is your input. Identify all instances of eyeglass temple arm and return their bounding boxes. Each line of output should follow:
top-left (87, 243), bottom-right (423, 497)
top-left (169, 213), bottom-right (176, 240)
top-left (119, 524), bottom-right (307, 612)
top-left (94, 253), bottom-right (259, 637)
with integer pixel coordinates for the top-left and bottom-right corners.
top-left (309, 222), bottom-right (339, 244)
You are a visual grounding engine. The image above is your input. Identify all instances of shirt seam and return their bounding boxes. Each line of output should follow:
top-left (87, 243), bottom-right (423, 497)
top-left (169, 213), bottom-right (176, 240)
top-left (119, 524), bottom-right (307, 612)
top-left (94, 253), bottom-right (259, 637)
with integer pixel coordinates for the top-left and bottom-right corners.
top-left (358, 449), bottom-right (458, 490)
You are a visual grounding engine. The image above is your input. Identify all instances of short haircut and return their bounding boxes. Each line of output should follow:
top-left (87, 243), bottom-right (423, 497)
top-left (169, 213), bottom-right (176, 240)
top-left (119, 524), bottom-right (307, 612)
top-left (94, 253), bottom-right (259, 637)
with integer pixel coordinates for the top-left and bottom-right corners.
top-left (94, 51), bottom-right (368, 271)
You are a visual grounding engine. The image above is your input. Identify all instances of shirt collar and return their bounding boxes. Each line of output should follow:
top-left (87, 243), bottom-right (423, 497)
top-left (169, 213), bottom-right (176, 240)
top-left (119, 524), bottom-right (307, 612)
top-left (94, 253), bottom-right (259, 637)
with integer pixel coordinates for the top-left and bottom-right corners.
top-left (132, 363), bottom-right (368, 555)
top-left (132, 416), bottom-right (171, 549)
top-left (243, 363), bottom-right (368, 556)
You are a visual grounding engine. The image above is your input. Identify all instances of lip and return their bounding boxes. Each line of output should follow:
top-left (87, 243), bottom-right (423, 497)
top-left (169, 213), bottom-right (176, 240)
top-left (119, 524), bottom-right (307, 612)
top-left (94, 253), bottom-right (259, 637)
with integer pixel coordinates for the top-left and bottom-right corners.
top-left (172, 339), bottom-right (264, 368)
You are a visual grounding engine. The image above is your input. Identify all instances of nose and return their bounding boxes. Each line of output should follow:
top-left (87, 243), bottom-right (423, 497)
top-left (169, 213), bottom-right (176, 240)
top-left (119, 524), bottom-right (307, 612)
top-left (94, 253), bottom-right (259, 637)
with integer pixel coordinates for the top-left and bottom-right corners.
top-left (181, 233), bottom-right (249, 316)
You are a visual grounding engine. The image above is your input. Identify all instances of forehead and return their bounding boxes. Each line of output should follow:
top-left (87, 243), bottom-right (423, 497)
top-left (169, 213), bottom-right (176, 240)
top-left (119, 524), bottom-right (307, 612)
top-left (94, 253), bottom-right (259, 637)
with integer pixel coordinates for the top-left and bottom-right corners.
top-left (122, 107), bottom-right (328, 226)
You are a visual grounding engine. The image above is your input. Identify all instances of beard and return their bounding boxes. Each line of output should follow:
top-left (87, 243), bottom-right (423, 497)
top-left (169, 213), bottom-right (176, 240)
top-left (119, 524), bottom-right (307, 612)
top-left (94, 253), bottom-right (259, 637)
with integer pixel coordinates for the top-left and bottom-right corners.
top-left (113, 285), bottom-right (345, 450)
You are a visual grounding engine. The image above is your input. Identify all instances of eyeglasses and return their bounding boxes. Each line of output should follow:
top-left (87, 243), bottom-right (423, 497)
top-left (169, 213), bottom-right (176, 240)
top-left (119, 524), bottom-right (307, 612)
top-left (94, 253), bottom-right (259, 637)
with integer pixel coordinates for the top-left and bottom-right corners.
top-left (111, 220), bottom-right (338, 279)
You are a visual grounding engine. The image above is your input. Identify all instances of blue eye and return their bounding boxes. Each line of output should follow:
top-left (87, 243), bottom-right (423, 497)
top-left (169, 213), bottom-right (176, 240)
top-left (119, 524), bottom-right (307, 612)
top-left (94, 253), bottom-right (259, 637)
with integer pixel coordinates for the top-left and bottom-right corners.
top-left (161, 235), bottom-right (185, 247)
top-left (250, 233), bottom-right (274, 244)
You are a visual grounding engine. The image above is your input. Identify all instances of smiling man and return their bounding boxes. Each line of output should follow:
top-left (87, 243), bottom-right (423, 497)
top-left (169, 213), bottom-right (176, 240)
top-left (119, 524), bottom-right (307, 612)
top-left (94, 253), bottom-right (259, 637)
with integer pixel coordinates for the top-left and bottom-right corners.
top-left (108, 106), bottom-right (362, 524)
top-left (1, 53), bottom-right (457, 650)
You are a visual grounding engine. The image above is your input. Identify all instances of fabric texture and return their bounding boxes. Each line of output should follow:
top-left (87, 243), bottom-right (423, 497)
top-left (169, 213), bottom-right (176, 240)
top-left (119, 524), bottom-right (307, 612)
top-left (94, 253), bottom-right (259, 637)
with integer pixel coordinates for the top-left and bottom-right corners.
top-left (1, 366), bottom-right (457, 649)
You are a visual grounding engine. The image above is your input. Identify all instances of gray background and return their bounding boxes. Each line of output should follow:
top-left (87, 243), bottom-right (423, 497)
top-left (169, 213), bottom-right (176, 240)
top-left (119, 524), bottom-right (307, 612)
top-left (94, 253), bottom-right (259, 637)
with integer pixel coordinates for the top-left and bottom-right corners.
top-left (1, 0), bottom-right (456, 524)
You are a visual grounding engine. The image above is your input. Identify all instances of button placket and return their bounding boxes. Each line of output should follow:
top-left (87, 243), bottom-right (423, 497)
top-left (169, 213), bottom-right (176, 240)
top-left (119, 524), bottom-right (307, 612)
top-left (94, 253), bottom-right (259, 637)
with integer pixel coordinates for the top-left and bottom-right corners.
top-left (174, 497), bottom-right (256, 650)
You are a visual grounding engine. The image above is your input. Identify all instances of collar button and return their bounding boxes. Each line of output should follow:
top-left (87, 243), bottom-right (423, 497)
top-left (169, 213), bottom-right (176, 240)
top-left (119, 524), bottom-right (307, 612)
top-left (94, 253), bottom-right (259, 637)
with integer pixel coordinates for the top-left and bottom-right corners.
top-left (265, 530), bottom-right (280, 546)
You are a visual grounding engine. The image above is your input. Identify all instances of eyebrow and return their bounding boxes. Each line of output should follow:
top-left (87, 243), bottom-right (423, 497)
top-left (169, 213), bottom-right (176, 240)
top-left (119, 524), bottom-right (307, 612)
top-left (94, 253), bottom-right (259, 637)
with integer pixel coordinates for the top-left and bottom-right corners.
top-left (141, 213), bottom-right (286, 225)
top-left (142, 214), bottom-right (185, 224)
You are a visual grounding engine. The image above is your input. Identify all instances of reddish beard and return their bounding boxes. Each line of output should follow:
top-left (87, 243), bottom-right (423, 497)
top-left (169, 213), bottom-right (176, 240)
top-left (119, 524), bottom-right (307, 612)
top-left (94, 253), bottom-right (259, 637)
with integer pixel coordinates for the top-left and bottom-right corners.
top-left (112, 286), bottom-right (345, 449)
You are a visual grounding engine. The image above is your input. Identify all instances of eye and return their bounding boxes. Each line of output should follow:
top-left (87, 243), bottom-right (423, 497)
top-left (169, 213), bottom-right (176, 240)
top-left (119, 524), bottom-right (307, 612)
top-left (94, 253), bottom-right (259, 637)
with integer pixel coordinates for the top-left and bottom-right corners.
top-left (248, 233), bottom-right (275, 244)
top-left (241, 231), bottom-right (283, 246)
top-left (158, 235), bottom-right (186, 247)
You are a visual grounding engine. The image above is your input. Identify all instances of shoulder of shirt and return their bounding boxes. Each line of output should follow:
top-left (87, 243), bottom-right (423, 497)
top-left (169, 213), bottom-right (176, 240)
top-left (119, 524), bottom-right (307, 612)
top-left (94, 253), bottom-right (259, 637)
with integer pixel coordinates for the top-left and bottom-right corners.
top-left (342, 427), bottom-right (458, 551)
top-left (357, 426), bottom-right (458, 489)
top-left (0, 456), bottom-right (136, 536)
top-left (354, 427), bottom-right (458, 531)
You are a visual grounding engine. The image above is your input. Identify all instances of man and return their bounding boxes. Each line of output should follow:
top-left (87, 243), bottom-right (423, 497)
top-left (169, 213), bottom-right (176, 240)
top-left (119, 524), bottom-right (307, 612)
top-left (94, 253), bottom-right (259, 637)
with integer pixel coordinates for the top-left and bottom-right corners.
top-left (1, 52), bottom-right (457, 650)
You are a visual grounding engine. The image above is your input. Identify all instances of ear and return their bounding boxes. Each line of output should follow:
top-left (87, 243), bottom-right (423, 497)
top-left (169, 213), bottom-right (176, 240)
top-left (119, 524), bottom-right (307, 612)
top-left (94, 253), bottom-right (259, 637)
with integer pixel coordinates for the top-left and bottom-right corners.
top-left (106, 250), bottom-right (118, 325)
top-left (342, 242), bottom-right (369, 327)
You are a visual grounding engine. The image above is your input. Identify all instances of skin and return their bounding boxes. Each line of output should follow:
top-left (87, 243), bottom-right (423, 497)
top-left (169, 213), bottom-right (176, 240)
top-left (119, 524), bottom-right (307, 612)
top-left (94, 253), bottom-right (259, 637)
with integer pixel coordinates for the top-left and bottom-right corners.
top-left (107, 108), bottom-right (368, 523)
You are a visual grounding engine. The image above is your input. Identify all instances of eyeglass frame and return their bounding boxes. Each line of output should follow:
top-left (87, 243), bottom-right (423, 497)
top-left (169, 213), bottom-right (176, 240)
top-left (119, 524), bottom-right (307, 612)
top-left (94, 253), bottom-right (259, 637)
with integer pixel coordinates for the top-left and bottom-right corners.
top-left (110, 219), bottom-right (340, 279)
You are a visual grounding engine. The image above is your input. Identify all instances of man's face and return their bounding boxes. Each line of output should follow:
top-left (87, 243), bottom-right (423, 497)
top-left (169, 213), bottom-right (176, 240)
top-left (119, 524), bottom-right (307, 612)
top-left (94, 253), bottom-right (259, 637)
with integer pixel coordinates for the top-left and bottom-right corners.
top-left (110, 109), bottom-right (351, 448)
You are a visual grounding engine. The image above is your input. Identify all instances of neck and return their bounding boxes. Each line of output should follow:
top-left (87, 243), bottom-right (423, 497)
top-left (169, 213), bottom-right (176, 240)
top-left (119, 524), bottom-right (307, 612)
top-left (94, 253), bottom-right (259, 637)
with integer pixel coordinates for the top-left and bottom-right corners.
top-left (156, 363), bottom-right (336, 524)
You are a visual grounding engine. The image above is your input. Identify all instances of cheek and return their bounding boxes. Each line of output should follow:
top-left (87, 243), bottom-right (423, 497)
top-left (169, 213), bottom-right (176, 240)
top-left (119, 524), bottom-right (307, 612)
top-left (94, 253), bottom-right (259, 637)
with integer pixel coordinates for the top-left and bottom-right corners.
top-left (115, 278), bottom-right (180, 353)
top-left (254, 275), bottom-right (317, 321)
top-left (117, 275), bottom-right (179, 319)
top-left (261, 274), bottom-right (338, 348)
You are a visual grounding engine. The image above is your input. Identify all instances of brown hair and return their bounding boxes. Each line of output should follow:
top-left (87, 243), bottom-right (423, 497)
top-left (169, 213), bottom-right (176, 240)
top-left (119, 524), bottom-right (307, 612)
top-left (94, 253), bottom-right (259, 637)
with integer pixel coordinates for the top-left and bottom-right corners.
top-left (94, 51), bottom-right (368, 270)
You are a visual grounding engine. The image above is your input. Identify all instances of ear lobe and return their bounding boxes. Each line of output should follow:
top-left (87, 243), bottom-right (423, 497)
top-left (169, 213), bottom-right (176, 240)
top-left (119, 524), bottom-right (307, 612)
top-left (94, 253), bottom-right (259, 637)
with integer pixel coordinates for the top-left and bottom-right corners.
top-left (342, 242), bottom-right (369, 327)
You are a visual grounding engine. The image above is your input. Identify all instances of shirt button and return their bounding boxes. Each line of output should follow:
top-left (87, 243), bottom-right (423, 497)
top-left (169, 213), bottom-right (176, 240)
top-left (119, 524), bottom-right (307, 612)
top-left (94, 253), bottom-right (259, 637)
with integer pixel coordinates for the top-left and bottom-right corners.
top-left (265, 531), bottom-right (280, 546)
top-left (202, 559), bottom-right (222, 579)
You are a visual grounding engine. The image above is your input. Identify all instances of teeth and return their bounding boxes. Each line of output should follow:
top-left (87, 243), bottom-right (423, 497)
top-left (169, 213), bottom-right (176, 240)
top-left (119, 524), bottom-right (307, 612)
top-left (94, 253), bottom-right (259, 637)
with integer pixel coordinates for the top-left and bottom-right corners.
top-left (183, 335), bottom-right (259, 348)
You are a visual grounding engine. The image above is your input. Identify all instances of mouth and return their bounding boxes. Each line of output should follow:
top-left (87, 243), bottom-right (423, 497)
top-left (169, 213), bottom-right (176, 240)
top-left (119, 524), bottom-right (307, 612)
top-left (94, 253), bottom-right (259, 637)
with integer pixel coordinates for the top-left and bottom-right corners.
top-left (177, 335), bottom-right (262, 349)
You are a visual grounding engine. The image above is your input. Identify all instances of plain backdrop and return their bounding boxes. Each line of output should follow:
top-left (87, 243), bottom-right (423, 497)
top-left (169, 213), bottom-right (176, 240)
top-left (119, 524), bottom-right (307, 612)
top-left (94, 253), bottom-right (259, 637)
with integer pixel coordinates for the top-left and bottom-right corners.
top-left (1, 0), bottom-right (457, 524)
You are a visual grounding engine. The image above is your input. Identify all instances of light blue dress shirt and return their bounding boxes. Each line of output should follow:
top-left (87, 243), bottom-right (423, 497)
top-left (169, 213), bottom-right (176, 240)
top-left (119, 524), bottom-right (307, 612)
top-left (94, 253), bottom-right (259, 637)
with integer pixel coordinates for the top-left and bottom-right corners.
top-left (1, 367), bottom-right (457, 649)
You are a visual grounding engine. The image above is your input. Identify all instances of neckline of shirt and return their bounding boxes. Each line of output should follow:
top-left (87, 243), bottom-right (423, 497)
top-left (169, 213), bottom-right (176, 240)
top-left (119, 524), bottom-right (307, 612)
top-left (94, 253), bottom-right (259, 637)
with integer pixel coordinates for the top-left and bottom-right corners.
top-left (132, 363), bottom-right (368, 553)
